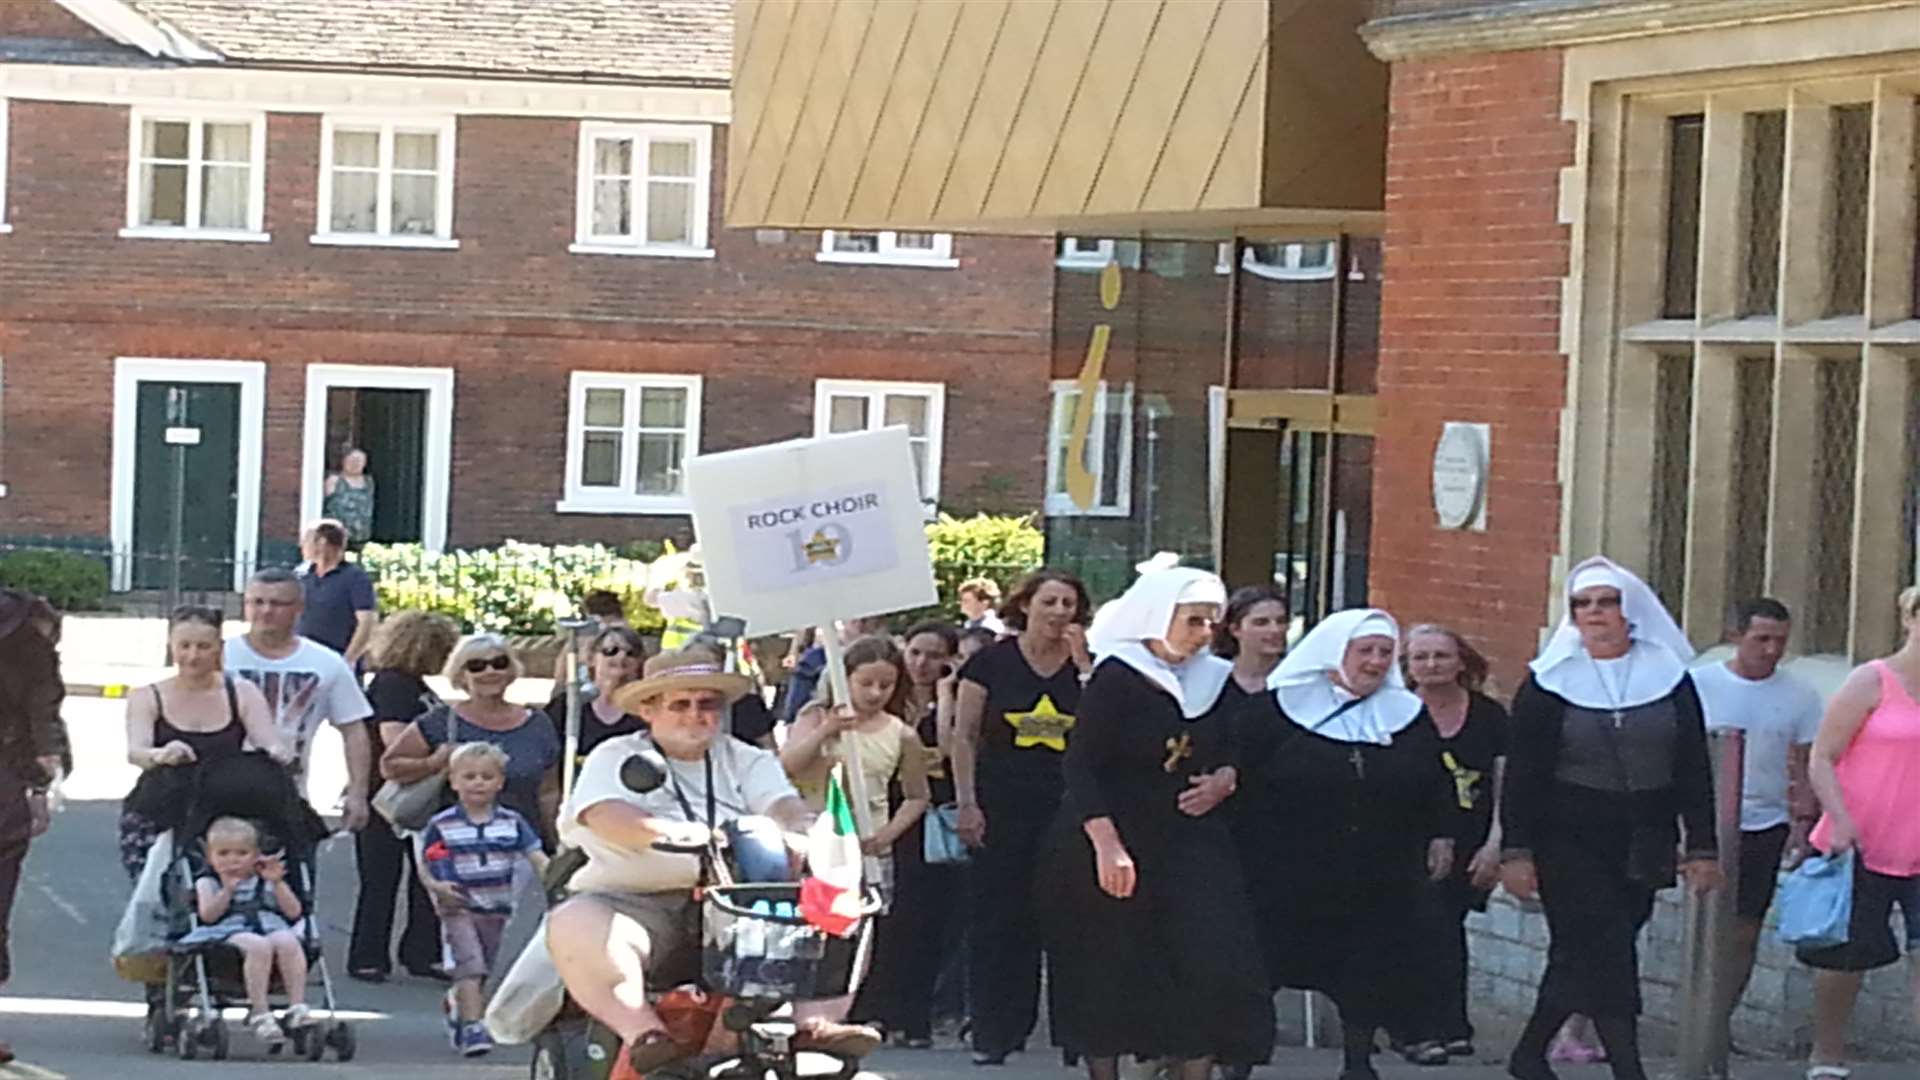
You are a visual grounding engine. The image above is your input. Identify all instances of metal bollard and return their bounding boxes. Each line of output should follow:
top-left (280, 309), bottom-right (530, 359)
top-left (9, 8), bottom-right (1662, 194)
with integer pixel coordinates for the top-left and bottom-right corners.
top-left (1674, 729), bottom-right (1745, 1079)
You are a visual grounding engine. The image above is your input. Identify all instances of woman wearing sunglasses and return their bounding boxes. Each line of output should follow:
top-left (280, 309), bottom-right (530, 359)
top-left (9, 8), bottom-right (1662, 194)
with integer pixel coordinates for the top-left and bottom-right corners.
top-left (381, 634), bottom-right (563, 848)
top-left (545, 626), bottom-right (649, 778)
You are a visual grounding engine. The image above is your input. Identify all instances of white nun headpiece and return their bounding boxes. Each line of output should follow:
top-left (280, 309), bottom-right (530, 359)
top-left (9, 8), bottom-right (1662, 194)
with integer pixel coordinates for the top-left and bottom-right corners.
top-left (1087, 567), bottom-right (1230, 718)
top-left (1269, 608), bottom-right (1422, 745)
top-left (1529, 555), bottom-right (1694, 709)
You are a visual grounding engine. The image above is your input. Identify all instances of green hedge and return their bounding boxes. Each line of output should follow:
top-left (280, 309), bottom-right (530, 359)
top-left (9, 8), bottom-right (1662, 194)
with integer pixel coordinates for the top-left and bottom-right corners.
top-left (0, 549), bottom-right (111, 612)
top-left (361, 515), bottom-right (1045, 636)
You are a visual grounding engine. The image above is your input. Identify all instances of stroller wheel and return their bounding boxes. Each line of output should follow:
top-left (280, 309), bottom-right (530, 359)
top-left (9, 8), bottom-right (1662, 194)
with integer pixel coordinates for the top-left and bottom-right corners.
top-left (177, 1022), bottom-right (199, 1061)
top-left (330, 1022), bottom-right (357, 1062)
top-left (304, 1025), bottom-right (327, 1062)
top-left (209, 1020), bottom-right (229, 1061)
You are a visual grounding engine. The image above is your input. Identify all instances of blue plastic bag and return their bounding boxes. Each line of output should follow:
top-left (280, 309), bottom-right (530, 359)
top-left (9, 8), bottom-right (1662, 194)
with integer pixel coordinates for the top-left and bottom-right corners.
top-left (1776, 849), bottom-right (1854, 950)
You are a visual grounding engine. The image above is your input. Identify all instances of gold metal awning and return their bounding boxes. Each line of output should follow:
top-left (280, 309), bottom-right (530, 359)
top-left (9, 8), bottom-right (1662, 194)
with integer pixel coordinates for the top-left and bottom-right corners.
top-left (726, 0), bottom-right (1388, 234)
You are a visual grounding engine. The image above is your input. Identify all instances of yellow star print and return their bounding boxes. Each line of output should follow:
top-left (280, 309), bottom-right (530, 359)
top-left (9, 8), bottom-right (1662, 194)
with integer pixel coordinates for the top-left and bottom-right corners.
top-left (1442, 751), bottom-right (1482, 811)
top-left (1005, 694), bottom-right (1075, 751)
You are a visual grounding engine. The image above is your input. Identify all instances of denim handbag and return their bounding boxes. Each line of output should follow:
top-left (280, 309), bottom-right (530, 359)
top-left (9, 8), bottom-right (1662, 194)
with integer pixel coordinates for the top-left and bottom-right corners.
top-left (923, 804), bottom-right (971, 866)
top-left (1777, 849), bottom-right (1854, 950)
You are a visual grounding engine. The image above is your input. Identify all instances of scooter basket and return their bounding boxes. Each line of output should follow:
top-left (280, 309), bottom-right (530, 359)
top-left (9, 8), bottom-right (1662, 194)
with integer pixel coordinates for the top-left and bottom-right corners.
top-left (701, 884), bottom-right (864, 1000)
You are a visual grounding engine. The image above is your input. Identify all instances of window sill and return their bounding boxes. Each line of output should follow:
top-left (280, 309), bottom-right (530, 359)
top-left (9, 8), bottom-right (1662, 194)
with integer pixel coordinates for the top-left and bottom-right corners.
top-left (1044, 504), bottom-right (1133, 519)
top-left (119, 226), bottom-right (271, 244)
top-left (568, 242), bottom-right (715, 260)
top-left (0, 223), bottom-right (12, 235)
top-left (555, 498), bottom-right (693, 516)
top-left (815, 252), bottom-right (959, 270)
top-left (310, 233), bottom-right (461, 250)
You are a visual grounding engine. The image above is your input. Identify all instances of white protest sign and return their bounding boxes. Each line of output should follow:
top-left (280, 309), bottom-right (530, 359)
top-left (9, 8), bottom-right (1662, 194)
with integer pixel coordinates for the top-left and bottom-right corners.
top-left (685, 426), bottom-right (937, 636)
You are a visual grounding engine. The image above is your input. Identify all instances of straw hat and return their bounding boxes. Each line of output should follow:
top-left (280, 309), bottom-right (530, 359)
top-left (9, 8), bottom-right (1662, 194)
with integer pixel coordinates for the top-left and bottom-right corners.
top-left (610, 645), bottom-right (752, 714)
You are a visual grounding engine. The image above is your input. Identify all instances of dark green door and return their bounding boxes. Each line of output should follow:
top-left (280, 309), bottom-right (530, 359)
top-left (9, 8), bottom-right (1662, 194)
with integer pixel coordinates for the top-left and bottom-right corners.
top-left (356, 389), bottom-right (427, 544)
top-left (131, 382), bottom-right (241, 589)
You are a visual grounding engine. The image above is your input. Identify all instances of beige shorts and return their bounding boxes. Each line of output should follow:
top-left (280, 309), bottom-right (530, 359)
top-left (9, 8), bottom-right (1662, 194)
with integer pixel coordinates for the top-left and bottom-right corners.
top-left (567, 890), bottom-right (702, 988)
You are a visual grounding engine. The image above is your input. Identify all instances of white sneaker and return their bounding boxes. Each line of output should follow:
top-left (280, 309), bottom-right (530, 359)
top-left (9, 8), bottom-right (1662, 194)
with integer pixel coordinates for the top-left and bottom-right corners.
top-left (282, 1003), bottom-right (312, 1030)
top-left (249, 1012), bottom-right (284, 1045)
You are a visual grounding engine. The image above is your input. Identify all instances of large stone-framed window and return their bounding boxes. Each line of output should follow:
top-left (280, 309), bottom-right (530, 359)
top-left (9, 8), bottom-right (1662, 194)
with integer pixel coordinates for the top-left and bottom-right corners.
top-left (1581, 59), bottom-right (1920, 658)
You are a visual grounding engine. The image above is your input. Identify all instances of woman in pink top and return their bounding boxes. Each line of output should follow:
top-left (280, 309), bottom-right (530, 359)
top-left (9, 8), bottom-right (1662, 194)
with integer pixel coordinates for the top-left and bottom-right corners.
top-left (1803, 585), bottom-right (1920, 1080)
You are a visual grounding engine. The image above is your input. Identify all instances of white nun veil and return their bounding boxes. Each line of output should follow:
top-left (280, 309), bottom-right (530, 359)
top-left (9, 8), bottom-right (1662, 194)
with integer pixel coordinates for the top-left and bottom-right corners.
top-left (1268, 607), bottom-right (1422, 745)
top-left (1086, 567), bottom-right (1231, 718)
top-left (1529, 555), bottom-right (1694, 709)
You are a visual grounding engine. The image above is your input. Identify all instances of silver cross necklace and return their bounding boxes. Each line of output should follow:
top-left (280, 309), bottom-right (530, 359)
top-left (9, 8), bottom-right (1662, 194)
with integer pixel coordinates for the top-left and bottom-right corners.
top-left (1587, 648), bottom-right (1636, 728)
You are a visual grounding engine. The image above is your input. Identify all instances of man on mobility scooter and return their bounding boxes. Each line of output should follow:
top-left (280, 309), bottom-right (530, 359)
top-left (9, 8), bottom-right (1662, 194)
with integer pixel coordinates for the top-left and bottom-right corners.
top-left (542, 647), bottom-right (882, 1077)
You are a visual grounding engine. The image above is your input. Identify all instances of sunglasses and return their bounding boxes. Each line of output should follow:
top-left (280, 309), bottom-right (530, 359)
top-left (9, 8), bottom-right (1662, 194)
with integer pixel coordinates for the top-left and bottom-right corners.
top-left (463, 655), bottom-right (513, 674)
top-left (1570, 595), bottom-right (1623, 611)
top-left (599, 645), bottom-right (642, 659)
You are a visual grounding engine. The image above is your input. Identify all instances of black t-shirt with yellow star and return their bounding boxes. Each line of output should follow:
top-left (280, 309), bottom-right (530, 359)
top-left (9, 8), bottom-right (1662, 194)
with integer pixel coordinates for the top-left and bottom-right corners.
top-left (960, 637), bottom-right (1082, 796)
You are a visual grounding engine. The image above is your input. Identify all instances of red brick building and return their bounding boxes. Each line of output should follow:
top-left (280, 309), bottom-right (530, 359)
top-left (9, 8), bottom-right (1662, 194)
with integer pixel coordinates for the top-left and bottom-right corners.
top-left (1363, 0), bottom-right (1920, 687)
top-left (0, 0), bottom-right (1056, 589)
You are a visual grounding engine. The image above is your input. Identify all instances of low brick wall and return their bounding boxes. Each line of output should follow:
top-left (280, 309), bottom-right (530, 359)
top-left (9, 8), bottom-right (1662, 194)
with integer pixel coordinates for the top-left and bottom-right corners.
top-left (1466, 888), bottom-right (1920, 1059)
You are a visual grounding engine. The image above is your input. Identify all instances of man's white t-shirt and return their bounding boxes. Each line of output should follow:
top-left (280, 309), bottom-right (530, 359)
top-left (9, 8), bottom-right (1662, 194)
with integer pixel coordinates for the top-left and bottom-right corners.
top-left (223, 635), bottom-right (373, 783)
top-left (561, 732), bottom-right (797, 896)
top-left (1694, 661), bottom-right (1824, 832)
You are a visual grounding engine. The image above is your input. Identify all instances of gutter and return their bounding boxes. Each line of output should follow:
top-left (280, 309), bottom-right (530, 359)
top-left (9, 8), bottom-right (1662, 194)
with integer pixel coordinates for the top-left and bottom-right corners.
top-left (1361, 0), bottom-right (1919, 61)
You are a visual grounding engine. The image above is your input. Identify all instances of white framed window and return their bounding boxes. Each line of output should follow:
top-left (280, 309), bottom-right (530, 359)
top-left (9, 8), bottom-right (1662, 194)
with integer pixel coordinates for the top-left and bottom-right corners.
top-left (1217, 240), bottom-right (1338, 280)
top-left (813, 379), bottom-right (946, 507)
top-left (1055, 236), bottom-right (1141, 270)
top-left (816, 230), bottom-right (958, 268)
top-left (571, 122), bottom-right (713, 258)
top-left (559, 372), bottom-right (702, 514)
top-left (313, 117), bottom-right (458, 248)
top-left (121, 108), bottom-right (267, 242)
top-left (1045, 380), bottom-right (1134, 517)
top-left (0, 98), bottom-right (11, 234)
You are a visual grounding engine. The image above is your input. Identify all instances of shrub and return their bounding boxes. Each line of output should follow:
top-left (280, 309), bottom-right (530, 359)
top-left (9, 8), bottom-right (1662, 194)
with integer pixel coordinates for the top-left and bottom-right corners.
top-left (0, 549), bottom-right (112, 612)
top-left (918, 513), bottom-right (1045, 624)
top-left (359, 541), bottom-right (664, 636)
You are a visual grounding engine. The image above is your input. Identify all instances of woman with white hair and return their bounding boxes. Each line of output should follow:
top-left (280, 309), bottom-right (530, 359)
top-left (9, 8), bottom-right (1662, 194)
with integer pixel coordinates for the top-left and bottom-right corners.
top-left (382, 633), bottom-right (562, 847)
top-left (1231, 608), bottom-right (1456, 1080)
top-left (1500, 557), bottom-right (1720, 1080)
top-left (1041, 568), bottom-right (1273, 1080)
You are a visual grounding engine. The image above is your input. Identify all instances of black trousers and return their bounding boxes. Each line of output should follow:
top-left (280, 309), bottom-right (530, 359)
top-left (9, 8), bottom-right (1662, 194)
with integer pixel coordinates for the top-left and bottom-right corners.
top-left (0, 766), bottom-right (30, 986)
top-left (967, 783), bottom-right (1057, 1056)
top-left (348, 812), bottom-right (440, 975)
top-left (1394, 877), bottom-right (1481, 1045)
top-left (853, 832), bottom-right (965, 1039)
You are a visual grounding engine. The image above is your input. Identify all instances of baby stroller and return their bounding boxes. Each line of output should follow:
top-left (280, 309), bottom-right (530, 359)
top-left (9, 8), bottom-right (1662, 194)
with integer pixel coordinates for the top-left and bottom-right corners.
top-left (527, 749), bottom-right (880, 1080)
top-left (139, 752), bottom-right (356, 1062)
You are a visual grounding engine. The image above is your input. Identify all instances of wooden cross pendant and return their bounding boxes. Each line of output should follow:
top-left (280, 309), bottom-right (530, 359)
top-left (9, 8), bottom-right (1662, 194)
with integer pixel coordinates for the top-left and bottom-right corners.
top-left (1162, 734), bottom-right (1193, 773)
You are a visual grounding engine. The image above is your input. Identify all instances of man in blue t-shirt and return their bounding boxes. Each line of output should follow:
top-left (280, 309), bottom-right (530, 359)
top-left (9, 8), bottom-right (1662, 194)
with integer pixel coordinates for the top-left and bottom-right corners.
top-left (296, 520), bottom-right (377, 665)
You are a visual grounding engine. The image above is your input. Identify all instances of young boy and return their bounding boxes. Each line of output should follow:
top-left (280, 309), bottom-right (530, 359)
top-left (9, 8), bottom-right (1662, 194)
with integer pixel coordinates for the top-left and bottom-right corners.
top-left (415, 742), bottom-right (549, 1057)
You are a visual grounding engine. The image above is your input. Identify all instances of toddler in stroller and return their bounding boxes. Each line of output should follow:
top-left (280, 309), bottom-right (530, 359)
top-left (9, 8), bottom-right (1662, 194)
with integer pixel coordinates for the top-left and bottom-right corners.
top-left (181, 816), bottom-right (310, 1044)
top-left (131, 750), bottom-right (354, 1062)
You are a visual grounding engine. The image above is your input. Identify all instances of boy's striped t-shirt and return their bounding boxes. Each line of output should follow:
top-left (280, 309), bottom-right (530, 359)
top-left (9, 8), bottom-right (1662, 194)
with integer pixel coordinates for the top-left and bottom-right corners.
top-left (416, 804), bottom-right (541, 915)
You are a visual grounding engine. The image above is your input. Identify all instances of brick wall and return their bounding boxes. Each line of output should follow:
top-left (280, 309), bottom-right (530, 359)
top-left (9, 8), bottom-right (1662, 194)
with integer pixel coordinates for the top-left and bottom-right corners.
top-left (1371, 48), bottom-right (1574, 690)
top-left (0, 0), bottom-right (98, 38)
top-left (0, 95), bottom-right (1056, 549)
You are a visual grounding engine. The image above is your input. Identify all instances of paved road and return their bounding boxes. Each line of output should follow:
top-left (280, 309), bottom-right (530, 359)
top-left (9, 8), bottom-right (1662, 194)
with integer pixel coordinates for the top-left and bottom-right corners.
top-left (2, 698), bottom-right (1903, 1079)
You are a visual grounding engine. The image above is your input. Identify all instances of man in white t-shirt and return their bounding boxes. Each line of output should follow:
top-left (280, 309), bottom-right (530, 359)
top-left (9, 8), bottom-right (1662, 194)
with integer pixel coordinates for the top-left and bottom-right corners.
top-left (1694, 597), bottom-right (1824, 1024)
top-left (545, 647), bottom-right (878, 1073)
top-left (224, 567), bottom-right (375, 830)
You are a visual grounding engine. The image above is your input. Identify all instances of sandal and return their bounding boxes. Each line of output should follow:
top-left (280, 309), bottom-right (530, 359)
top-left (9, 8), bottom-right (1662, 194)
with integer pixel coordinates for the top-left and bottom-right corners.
top-left (1806, 1066), bottom-right (1851, 1080)
top-left (626, 1029), bottom-right (684, 1074)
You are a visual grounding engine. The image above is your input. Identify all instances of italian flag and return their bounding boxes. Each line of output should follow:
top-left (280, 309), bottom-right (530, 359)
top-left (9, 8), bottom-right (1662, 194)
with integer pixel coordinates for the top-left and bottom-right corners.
top-left (800, 764), bottom-right (864, 938)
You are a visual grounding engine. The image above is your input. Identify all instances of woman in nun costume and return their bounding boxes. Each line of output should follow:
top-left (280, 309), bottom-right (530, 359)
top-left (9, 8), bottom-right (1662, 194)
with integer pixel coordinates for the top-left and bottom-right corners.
top-left (1231, 608), bottom-right (1457, 1080)
top-left (1500, 557), bottom-right (1721, 1080)
top-left (1041, 568), bottom-right (1274, 1080)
